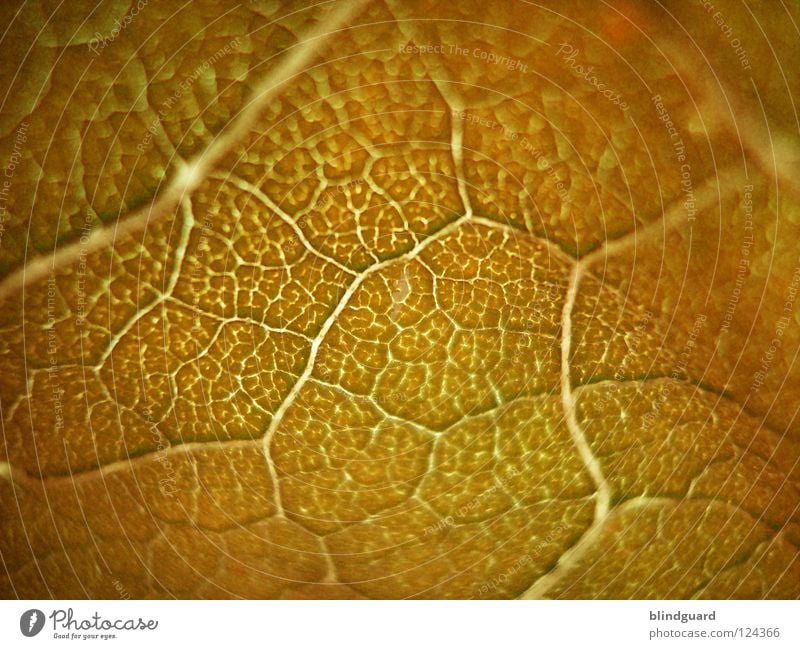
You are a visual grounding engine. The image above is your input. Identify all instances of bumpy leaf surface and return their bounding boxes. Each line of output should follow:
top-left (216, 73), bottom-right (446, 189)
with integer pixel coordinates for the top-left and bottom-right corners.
top-left (1, 0), bottom-right (799, 599)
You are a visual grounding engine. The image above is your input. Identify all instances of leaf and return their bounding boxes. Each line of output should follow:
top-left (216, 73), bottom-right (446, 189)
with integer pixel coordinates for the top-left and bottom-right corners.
top-left (0, 0), bottom-right (799, 599)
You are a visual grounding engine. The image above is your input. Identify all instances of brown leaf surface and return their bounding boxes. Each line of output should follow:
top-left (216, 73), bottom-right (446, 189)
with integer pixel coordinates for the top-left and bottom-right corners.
top-left (0, 0), bottom-right (799, 599)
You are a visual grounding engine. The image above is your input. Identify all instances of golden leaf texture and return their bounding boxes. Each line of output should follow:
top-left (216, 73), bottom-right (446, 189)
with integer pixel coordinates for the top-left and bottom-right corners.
top-left (1, 0), bottom-right (799, 599)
